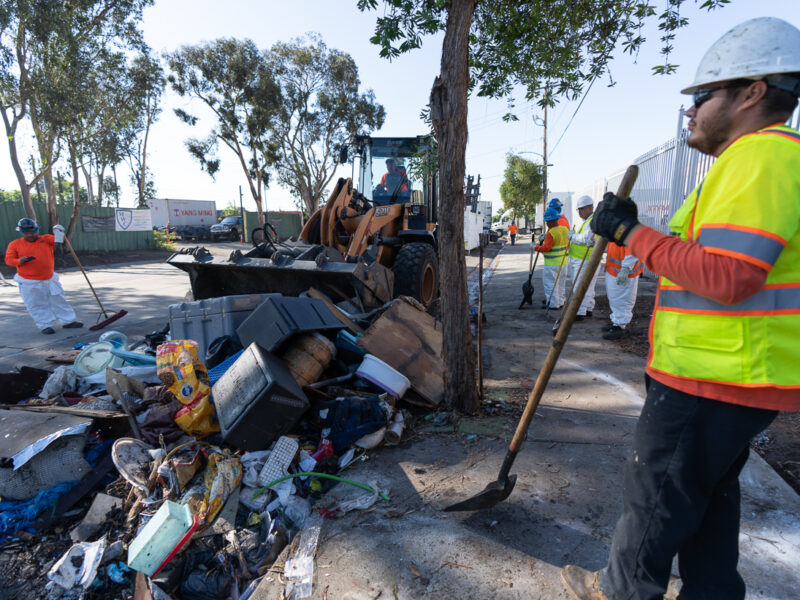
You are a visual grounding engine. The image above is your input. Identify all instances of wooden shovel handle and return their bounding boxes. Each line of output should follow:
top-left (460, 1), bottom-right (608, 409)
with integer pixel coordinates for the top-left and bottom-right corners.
top-left (63, 235), bottom-right (108, 318)
top-left (510, 165), bottom-right (639, 452)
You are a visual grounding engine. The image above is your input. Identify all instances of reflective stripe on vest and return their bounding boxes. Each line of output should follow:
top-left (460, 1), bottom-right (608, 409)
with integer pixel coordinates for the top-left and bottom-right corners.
top-left (648, 124), bottom-right (800, 391)
top-left (605, 256), bottom-right (643, 277)
top-left (568, 214), bottom-right (594, 259)
top-left (543, 226), bottom-right (569, 266)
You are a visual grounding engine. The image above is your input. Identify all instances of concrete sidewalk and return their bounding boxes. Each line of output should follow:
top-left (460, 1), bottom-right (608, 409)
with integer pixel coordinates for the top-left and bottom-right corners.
top-left (253, 234), bottom-right (800, 599)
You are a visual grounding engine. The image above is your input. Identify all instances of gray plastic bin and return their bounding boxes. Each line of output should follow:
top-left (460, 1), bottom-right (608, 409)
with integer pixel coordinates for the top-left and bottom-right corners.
top-left (168, 293), bottom-right (280, 359)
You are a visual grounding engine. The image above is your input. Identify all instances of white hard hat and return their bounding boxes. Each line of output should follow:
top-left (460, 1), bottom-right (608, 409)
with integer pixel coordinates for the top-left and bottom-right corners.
top-left (682, 17), bottom-right (800, 95)
top-left (576, 195), bottom-right (593, 209)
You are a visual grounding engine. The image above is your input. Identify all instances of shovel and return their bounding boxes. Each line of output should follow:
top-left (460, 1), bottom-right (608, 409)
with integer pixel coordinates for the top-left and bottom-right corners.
top-left (444, 165), bottom-right (638, 513)
top-left (518, 248), bottom-right (540, 309)
top-left (63, 236), bottom-right (128, 331)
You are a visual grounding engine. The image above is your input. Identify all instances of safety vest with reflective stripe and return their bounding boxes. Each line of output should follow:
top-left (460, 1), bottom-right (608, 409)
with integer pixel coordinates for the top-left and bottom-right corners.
top-left (648, 124), bottom-right (800, 396)
top-left (543, 225), bottom-right (569, 266)
top-left (568, 214), bottom-right (594, 259)
top-left (605, 242), bottom-right (643, 277)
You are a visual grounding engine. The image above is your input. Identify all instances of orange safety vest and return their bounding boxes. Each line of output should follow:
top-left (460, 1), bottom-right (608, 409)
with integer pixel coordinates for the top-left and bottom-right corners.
top-left (605, 242), bottom-right (643, 277)
top-left (508, 224), bottom-right (518, 235)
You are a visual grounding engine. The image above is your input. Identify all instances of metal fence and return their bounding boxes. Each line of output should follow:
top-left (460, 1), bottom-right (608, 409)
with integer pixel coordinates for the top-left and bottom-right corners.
top-left (575, 106), bottom-right (800, 278)
top-left (0, 202), bottom-right (154, 255)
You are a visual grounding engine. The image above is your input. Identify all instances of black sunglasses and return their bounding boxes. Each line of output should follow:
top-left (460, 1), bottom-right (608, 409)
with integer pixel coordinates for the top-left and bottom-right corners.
top-left (692, 81), bottom-right (751, 108)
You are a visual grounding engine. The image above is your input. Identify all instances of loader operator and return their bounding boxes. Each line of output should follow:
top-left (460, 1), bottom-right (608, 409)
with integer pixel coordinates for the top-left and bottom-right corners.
top-left (5, 218), bottom-right (82, 334)
top-left (377, 158), bottom-right (409, 201)
top-left (562, 17), bottom-right (800, 600)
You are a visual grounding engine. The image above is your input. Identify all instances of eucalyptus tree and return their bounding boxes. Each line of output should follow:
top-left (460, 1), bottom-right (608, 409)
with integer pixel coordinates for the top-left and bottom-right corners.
top-left (358, 0), bottom-right (733, 412)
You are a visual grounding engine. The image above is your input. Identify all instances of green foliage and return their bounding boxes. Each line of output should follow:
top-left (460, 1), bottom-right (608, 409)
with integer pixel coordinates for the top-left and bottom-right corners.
top-left (499, 154), bottom-right (543, 222)
top-left (268, 33), bottom-right (385, 214)
top-left (358, 1), bottom-right (733, 107)
top-left (221, 202), bottom-right (240, 217)
top-left (153, 229), bottom-right (176, 251)
top-left (166, 38), bottom-right (280, 220)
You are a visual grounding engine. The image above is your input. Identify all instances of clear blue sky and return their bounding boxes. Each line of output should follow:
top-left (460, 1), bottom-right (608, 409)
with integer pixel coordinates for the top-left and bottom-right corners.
top-left (1, 1), bottom-right (798, 215)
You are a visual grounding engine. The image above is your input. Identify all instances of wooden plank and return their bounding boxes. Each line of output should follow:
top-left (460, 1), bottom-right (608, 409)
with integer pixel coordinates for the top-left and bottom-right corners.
top-left (356, 299), bottom-right (443, 406)
top-left (307, 287), bottom-right (364, 334)
top-left (0, 404), bottom-right (125, 419)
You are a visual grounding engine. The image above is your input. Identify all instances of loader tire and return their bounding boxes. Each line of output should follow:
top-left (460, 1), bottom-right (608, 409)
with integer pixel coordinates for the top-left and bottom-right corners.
top-left (393, 242), bottom-right (438, 307)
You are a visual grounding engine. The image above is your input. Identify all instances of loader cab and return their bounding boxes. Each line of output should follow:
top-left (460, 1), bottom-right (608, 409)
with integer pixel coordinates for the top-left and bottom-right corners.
top-left (355, 136), bottom-right (437, 223)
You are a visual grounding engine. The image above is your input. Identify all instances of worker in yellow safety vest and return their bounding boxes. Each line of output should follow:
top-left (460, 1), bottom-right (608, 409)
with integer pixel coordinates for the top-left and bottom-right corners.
top-left (534, 206), bottom-right (569, 309)
top-left (566, 195), bottom-right (598, 320)
top-left (562, 17), bottom-right (800, 600)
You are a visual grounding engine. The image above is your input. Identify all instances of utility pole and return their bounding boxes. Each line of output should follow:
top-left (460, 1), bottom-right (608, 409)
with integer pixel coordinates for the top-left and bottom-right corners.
top-left (239, 185), bottom-right (245, 242)
top-left (541, 102), bottom-right (548, 211)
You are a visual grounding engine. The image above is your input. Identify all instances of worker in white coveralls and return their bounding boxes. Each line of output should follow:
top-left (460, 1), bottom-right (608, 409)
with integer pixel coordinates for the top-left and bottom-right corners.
top-left (567, 195), bottom-right (598, 320)
top-left (534, 207), bottom-right (569, 309)
top-left (4, 218), bottom-right (82, 334)
top-left (602, 241), bottom-right (644, 340)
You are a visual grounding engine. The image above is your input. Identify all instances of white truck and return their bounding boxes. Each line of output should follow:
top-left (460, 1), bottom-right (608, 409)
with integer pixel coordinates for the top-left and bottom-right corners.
top-left (148, 198), bottom-right (217, 228)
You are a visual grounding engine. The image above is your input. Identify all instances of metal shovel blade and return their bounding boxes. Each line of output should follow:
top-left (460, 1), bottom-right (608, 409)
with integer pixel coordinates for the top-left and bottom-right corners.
top-left (519, 280), bottom-right (534, 309)
top-left (443, 473), bottom-right (517, 512)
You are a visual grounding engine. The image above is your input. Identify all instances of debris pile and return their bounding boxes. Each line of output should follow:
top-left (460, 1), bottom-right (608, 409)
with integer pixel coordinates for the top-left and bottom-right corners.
top-left (0, 289), bottom-right (443, 599)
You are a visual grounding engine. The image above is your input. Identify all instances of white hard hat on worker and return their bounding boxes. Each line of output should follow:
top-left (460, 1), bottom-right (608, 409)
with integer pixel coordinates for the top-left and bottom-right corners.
top-left (576, 195), bottom-right (593, 209)
top-left (681, 17), bottom-right (800, 96)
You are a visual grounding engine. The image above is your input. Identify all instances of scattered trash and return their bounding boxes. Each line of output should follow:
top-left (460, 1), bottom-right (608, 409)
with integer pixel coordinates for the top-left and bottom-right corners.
top-left (127, 501), bottom-right (197, 576)
top-left (284, 512), bottom-right (323, 599)
top-left (70, 493), bottom-right (122, 541)
top-left (47, 537), bottom-right (106, 591)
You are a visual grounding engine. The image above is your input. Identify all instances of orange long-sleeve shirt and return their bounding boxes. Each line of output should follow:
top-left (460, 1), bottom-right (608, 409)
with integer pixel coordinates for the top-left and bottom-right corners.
top-left (627, 226), bottom-right (796, 409)
top-left (5, 234), bottom-right (56, 280)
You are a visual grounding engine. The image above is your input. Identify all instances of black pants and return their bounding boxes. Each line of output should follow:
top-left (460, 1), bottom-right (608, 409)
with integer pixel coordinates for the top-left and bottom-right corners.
top-left (510, 234), bottom-right (516, 245)
top-left (599, 376), bottom-right (777, 600)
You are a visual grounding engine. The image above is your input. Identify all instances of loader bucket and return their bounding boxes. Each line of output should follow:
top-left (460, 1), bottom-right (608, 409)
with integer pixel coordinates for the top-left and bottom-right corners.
top-left (167, 251), bottom-right (393, 308)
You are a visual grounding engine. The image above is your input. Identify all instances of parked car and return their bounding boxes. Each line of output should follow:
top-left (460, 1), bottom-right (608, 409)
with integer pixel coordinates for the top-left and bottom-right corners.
top-left (210, 216), bottom-right (243, 241)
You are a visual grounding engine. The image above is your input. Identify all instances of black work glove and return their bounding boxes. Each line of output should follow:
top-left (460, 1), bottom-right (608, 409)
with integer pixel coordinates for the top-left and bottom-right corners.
top-left (590, 192), bottom-right (639, 245)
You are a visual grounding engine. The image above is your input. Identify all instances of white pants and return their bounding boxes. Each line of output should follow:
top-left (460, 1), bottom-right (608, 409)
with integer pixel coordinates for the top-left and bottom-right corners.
top-left (606, 274), bottom-right (639, 327)
top-left (542, 263), bottom-right (567, 308)
top-left (568, 256), bottom-right (599, 315)
top-left (15, 273), bottom-right (76, 330)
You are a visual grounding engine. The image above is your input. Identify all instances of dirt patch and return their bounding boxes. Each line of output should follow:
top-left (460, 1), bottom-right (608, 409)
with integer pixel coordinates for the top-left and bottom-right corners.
top-left (1, 248), bottom-right (174, 278)
top-left (754, 412), bottom-right (800, 495)
top-left (585, 292), bottom-right (654, 358)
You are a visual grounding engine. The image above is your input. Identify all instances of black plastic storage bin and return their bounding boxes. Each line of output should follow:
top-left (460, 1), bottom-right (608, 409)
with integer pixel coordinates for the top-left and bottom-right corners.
top-left (236, 296), bottom-right (344, 352)
top-left (212, 342), bottom-right (309, 451)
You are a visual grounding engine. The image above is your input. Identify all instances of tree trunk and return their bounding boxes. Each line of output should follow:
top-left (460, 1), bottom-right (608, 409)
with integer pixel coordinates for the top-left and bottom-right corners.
top-left (96, 166), bottom-right (105, 206)
top-left (139, 108), bottom-right (154, 208)
top-left (82, 164), bottom-right (95, 206)
top-left (67, 149), bottom-right (82, 241)
top-left (44, 168), bottom-right (58, 232)
top-left (0, 109), bottom-right (34, 218)
top-left (430, 0), bottom-right (478, 413)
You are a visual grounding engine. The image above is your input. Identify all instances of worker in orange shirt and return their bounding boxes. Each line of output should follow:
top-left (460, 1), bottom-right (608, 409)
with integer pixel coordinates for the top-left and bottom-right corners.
top-left (508, 221), bottom-right (519, 245)
top-left (5, 218), bottom-right (82, 334)
top-left (379, 159), bottom-right (409, 197)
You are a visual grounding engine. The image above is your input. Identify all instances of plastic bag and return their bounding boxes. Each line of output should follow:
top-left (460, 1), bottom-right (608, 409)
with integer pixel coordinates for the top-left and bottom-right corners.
top-left (156, 341), bottom-right (219, 436)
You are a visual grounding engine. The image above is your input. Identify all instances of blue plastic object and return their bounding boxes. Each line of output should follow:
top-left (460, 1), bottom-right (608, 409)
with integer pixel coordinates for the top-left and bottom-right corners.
top-left (127, 501), bottom-right (195, 576)
top-left (208, 349), bottom-right (244, 386)
top-left (548, 197), bottom-right (563, 209)
top-left (109, 349), bottom-right (157, 366)
top-left (336, 330), bottom-right (366, 356)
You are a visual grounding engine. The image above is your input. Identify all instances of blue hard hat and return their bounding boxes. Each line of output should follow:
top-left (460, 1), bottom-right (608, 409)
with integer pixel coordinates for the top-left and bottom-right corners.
top-left (544, 207), bottom-right (561, 221)
top-left (548, 198), bottom-right (563, 209)
top-left (16, 218), bottom-right (38, 233)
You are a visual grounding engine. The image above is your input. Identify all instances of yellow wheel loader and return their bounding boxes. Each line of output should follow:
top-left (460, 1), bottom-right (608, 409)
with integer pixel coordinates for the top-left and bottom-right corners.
top-left (168, 136), bottom-right (439, 309)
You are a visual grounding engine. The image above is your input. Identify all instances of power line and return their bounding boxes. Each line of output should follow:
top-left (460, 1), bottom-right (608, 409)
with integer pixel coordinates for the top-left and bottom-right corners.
top-left (548, 77), bottom-right (597, 158)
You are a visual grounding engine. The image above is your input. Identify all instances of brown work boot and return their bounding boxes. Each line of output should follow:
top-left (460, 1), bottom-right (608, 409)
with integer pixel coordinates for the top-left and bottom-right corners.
top-left (561, 565), bottom-right (608, 600)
